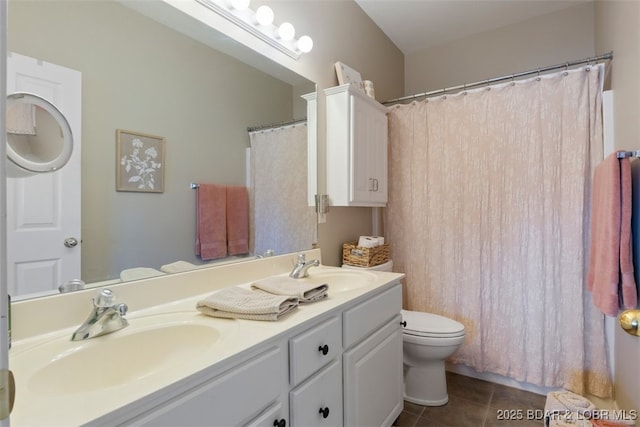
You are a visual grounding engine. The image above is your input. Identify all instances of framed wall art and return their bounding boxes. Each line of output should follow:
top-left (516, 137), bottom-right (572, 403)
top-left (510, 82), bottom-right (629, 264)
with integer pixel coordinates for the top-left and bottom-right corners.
top-left (116, 129), bottom-right (165, 193)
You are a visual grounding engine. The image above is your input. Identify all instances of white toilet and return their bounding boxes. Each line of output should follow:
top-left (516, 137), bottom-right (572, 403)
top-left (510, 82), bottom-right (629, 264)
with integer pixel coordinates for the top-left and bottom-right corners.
top-left (401, 309), bottom-right (465, 406)
top-left (342, 259), bottom-right (465, 406)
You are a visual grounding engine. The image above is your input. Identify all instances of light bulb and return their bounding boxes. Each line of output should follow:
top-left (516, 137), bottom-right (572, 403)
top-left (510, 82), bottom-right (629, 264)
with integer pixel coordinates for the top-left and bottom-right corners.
top-left (278, 22), bottom-right (295, 41)
top-left (297, 35), bottom-right (313, 53)
top-left (255, 5), bottom-right (274, 26)
top-left (230, 0), bottom-right (250, 11)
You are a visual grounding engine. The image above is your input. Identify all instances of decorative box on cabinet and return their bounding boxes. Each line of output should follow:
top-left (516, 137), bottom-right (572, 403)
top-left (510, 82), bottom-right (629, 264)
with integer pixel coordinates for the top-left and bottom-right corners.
top-left (325, 84), bottom-right (389, 207)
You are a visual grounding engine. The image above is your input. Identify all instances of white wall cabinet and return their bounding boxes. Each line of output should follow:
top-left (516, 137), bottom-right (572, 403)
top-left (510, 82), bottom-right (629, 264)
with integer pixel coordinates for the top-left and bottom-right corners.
top-left (325, 84), bottom-right (388, 207)
top-left (117, 282), bottom-right (402, 427)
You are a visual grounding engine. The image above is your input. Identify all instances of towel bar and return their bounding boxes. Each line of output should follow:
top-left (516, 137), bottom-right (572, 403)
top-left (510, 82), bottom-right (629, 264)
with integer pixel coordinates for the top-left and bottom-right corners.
top-left (616, 151), bottom-right (640, 159)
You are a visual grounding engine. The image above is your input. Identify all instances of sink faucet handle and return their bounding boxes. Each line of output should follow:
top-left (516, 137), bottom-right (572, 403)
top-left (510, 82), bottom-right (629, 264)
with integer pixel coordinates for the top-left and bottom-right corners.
top-left (296, 253), bottom-right (306, 264)
top-left (93, 288), bottom-right (117, 308)
top-left (116, 303), bottom-right (128, 316)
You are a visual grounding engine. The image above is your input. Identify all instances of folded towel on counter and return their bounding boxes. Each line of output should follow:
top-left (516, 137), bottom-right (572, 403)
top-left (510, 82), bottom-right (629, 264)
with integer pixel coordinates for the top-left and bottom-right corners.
top-left (160, 260), bottom-right (199, 274)
top-left (251, 275), bottom-right (329, 304)
top-left (196, 286), bottom-right (298, 321)
top-left (120, 267), bottom-right (165, 281)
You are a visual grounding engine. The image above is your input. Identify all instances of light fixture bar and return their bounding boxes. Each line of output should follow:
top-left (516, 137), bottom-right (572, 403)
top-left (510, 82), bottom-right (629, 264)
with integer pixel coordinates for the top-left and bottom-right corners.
top-left (196, 0), bottom-right (303, 60)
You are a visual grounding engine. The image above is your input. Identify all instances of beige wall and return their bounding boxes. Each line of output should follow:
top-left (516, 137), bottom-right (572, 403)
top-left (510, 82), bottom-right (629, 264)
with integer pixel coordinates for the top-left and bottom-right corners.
top-left (8, 1), bottom-right (300, 281)
top-left (595, 0), bottom-right (640, 413)
top-left (405, 3), bottom-right (596, 95)
top-left (256, 0), bottom-right (405, 266)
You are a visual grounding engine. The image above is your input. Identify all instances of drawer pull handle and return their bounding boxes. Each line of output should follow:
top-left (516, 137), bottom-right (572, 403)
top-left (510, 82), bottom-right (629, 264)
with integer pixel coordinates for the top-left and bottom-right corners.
top-left (400, 321), bottom-right (407, 327)
top-left (319, 407), bottom-right (330, 419)
top-left (273, 418), bottom-right (286, 427)
top-left (318, 344), bottom-right (329, 355)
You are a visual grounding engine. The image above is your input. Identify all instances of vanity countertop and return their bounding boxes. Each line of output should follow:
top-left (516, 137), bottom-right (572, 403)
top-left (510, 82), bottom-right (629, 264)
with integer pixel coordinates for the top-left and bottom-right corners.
top-left (9, 250), bottom-right (404, 426)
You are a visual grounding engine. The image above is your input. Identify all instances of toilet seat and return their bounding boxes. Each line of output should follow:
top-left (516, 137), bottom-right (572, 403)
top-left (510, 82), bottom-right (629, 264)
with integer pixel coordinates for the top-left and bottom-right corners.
top-left (401, 309), bottom-right (465, 338)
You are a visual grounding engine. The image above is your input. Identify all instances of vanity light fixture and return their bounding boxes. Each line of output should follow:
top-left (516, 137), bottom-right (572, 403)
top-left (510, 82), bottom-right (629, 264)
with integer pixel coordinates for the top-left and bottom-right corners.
top-left (196, 0), bottom-right (313, 59)
top-left (277, 22), bottom-right (295, 41)
top-left (255, 5), bottom-right (274, 26)
top-left (229, 0), bottom-right (250, 11)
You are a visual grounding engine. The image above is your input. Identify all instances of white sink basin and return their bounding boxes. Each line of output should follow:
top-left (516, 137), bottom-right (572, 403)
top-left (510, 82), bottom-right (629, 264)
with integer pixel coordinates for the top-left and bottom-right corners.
top-left (298, 268), bottom-right (378, 293)
top-left (12, 312), bottom-right (237, 396)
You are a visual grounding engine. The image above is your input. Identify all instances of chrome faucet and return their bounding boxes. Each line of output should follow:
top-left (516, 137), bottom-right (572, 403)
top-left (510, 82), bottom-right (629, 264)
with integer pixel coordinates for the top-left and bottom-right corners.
top-left (71, 288), bottom-right (129, 341)
top-left (289, 253), bottom-right (320, 279)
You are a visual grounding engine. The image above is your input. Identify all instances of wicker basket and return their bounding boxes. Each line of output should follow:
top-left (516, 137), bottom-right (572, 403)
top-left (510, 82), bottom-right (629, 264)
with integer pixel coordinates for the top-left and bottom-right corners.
top-left (342, 242), bottom-right (389, 268)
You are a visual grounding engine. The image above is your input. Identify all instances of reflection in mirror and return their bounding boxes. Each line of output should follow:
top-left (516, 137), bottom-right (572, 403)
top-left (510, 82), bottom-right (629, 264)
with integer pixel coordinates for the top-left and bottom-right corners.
top-left (7, 0), bottom-right (316, 299)
top-left (6, 92), bottom-right (73, 175)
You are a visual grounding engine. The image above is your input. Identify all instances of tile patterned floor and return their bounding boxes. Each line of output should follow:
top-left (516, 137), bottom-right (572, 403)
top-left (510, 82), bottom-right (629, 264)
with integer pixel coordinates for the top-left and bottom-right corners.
top-left (397, 372), bottom-right (547, 427)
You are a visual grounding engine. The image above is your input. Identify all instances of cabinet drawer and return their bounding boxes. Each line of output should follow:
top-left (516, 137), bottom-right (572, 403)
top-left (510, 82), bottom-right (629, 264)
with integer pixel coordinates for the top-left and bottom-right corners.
top-left (343, 283), bottom-right (401, 348)
top-left (289, 316), bottom-right (341, 386)
top-left (135, 346), bottom-right (283, 426)
top-left (290, 360), bottom-right (343, 427)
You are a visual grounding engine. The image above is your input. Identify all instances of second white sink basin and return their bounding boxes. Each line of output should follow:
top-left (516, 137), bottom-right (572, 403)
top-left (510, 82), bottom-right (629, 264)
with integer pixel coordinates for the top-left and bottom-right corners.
top-left (12, 312), bottom-right (237, 396)
top-left (298, 268), bottom-right (378, 293)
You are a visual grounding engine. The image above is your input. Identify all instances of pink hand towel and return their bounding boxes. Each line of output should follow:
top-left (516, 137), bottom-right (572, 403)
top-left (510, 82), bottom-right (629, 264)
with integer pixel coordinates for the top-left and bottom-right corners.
top-left (195, 184), bottom-right (227, 260)
top-left (587, 153), bottom-right (638, 316)
top-left (619, 158), bottom-right (638, 309)
top-left (226, 186), bottom-right (249, 256)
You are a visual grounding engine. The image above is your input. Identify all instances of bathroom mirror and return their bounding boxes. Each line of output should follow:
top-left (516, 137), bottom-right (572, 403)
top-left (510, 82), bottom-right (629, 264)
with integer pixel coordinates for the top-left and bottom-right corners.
top-left (7, 0), bottom-right (316, 299)
top-left (6, 92), bottom-right (73, 175)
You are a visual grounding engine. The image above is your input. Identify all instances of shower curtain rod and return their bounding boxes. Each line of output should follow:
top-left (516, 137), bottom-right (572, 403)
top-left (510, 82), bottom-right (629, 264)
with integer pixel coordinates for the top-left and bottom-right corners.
top-left (382, 51), bottom-right (613, 105)
top-left (247, 117), bottom-right (307, 133)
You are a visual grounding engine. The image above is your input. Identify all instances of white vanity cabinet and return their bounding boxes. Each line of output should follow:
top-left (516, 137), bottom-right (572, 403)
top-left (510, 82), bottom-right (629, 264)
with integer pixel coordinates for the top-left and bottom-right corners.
top-left (96, 280), bottom-right (402, 427)
top-left (325, 83), bottom-right (389, 207)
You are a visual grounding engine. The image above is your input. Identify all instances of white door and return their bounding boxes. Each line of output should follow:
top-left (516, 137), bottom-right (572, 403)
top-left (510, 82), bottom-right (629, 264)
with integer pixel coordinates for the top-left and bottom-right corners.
top-left (6, 52), bottom-right (81, 297)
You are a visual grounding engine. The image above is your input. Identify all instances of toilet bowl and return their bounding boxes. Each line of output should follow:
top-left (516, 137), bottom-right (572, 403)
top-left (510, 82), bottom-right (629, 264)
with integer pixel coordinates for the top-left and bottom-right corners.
top-left (342, 260), bottom-right (465, 406)
top-left (401, 309), bottom-right (465, 406)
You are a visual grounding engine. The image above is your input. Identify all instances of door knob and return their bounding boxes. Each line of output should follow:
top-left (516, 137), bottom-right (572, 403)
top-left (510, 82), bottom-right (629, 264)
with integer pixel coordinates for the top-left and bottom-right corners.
top-left (620, 310), bottom-right (640, 337)
top-left (64, 237), bottom-right (78, 248)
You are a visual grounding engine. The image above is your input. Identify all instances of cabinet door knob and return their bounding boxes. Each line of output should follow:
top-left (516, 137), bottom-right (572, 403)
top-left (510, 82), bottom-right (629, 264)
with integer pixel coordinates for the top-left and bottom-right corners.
top-left (319, 407), bottom-right (330, 419)
top-left (400, 321), bottom-right (407, 327)
top-left (318, 344), bottom-right (329, 355)
top-left (273, 418), bottom-right (286, 427)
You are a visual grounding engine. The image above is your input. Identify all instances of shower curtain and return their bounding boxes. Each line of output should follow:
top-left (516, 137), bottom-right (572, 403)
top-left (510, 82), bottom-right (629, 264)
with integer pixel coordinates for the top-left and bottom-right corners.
top-left (385, 65), bottom-right (612, 397)
top-left (249, 123), bottom-right (316, 256)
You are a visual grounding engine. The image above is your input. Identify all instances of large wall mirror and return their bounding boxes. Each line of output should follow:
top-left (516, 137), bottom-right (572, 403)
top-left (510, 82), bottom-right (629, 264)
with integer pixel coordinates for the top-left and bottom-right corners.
top-left (7, 0), bottom-right (317, 299)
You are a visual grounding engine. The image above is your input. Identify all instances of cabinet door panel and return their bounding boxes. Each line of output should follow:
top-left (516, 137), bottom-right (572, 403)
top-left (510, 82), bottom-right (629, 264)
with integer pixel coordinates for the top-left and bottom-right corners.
top-left (290, 360), bottom-right (343, 427)
top-left (135, 347), bottom-right (283, 426)
top-left (245, 402), bottom-right (286, 427)
top-left (344, 316), bottom-right (403, 427)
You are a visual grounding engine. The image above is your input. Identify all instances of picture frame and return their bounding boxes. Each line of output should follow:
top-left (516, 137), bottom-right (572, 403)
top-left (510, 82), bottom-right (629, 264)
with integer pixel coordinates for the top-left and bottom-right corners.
top-left (116, 129), bottom-right (165, 193)
top-left (334, 61), bottom-right (365, 93)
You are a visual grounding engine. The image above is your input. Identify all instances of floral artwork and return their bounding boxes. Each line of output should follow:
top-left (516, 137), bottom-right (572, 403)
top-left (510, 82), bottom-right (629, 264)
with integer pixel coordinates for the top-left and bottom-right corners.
top-left (116, 129), bottom-right (165, 192)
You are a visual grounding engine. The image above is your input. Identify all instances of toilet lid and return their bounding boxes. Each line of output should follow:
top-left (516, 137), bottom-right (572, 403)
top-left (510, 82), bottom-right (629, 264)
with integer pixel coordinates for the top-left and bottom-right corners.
top-left (401, 309), bottom-right (465, 337)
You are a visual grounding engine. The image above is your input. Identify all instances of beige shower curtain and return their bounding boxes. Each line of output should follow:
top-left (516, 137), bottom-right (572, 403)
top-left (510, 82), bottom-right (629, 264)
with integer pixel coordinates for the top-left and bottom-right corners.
top-left (385, 65), bottom-right (612, 397)
top-left (250, 123), bottom-right (316, 256)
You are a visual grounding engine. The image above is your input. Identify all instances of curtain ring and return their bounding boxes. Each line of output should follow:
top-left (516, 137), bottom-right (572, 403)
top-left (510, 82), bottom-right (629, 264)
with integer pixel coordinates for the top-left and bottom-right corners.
top-left (536, 69), bottom-right (541, 81)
